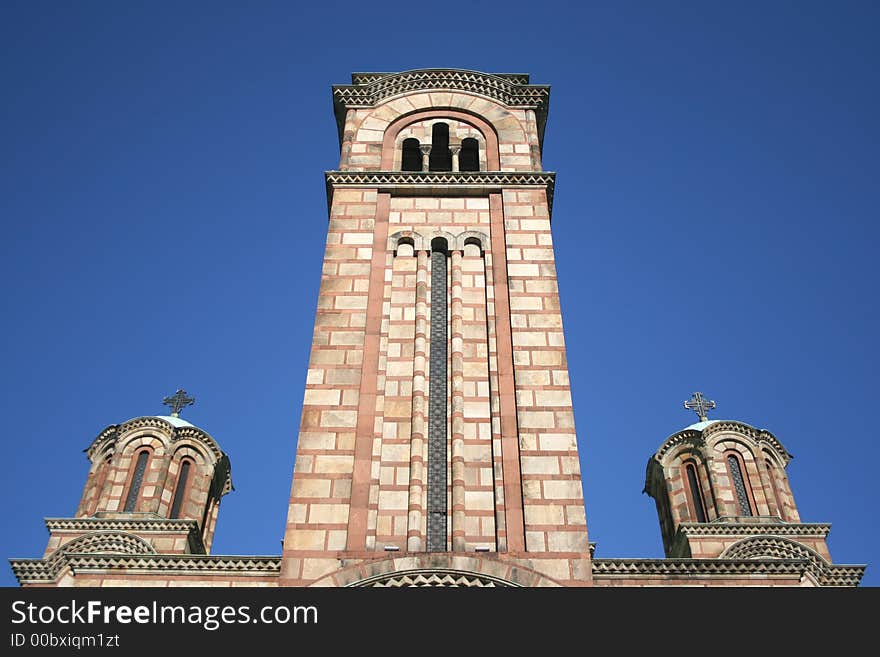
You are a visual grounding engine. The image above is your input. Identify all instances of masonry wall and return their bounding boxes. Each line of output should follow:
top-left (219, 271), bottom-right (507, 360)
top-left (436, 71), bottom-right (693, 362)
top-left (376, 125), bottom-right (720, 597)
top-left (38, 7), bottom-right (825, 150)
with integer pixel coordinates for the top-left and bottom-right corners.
top-left (281, 88), bottom-right (591, 587)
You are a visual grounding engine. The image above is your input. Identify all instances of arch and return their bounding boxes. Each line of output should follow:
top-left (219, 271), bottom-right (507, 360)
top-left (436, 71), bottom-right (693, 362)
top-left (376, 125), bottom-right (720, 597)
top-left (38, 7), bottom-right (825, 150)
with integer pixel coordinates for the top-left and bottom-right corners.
top-left (381, 107), bottom-right (502, 170)
top-left (721, 535), bottom-right (831, 583)
top-left (169, 440), bottom-right (212, 465)
top-left (117, 432), bottom-right (167, 458)
top-left (53, 531), bottom-right (156, 557)
top-left (454, 230), bottom-right (489, 253)
top-left (307, 554), bottom-right (564, 587)
top-left (388, 230), bottom-right (426, 253)
top-left (352, 569), bottom-right (516, 587)
top-left (426, 230), bottom-right (456, 253)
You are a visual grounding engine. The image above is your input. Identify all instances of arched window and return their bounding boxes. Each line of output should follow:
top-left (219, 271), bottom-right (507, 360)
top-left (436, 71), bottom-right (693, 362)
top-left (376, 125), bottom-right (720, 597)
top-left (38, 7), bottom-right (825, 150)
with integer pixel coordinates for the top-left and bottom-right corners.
top-left (459, 137), bottom-right (480, 171)
top-left (427, 236), bottom-right (449, 551)
top-left (726, 453), bottom-right (753, 516)
top-left (684, 461), bottom-right (708, 523)
top-left (169, 459), bottom-right (192, 519)
top-left (428, 123), bottom-right (452, 171)
top-left (401, 138), bottom-right (422, 171)
top-left (123, 450), bottom-right (150, 512)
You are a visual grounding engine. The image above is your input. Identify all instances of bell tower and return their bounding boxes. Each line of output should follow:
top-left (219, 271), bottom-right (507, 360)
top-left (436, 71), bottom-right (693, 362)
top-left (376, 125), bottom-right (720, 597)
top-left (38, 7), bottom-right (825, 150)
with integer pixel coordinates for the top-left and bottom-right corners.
top-left (281, 70), bottom-right (593, 587)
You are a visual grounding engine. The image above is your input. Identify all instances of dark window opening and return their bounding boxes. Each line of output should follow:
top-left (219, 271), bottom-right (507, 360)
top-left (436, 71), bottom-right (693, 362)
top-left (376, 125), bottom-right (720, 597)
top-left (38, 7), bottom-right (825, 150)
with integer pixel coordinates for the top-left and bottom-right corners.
top-left (401, 138), bottom-right (422, 171)
top-left (428, 123), bottom-right (452, 171)
top-left (427, 236), bottom-right (449, 551)
top-left (685, 462), bottom-right (708, 523)
top-left (170, 460), bottom-right (191, 519)
top-left (459, 137), bottom-right (480, 171)
top-left (123, 451), bottom-right (149, 512)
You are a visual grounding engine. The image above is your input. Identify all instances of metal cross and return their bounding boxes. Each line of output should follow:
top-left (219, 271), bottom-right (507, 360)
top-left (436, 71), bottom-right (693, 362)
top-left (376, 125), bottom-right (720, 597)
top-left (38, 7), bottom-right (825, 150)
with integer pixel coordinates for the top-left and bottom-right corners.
top-left (684, 391), bottom-right (716, 422)
top-left (163, 389), bottom-right (195, 417)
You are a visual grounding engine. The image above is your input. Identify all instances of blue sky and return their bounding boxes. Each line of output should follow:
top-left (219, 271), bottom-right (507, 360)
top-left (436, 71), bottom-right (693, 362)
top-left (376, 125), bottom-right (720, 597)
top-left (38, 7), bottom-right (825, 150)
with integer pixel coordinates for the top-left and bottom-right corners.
top-left (1, 1), bottom-right (877, 586)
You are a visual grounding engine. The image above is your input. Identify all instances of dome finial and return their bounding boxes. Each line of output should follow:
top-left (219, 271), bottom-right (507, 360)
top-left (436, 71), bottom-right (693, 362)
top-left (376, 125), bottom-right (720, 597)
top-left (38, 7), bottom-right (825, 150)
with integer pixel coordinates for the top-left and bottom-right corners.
top-left (162, 389), bottom-right (195, 418)
top-left (684, 391), bottom-right (715, 422)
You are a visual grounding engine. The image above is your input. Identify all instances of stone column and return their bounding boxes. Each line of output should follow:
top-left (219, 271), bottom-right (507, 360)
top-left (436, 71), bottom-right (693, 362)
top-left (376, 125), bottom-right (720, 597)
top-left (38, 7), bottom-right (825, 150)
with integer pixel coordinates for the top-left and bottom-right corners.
top-left (483, 250), bottom-right (506, 551)
top-left (407, 250), bottom-right (429, 551)
top-left (450, 250), bottom-right (466, 551)
top-left (419, 144), bottom-right (431, 172)
top-left (450, 144), bottom-right (462, 172)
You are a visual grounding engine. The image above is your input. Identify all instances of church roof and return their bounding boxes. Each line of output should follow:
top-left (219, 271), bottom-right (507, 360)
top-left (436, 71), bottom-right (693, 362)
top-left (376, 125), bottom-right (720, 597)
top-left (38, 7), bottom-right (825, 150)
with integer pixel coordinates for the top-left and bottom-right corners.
top-left (683, 419), bottom-right (727, 432)
top-left (142, 414), bottom-right (194, 428)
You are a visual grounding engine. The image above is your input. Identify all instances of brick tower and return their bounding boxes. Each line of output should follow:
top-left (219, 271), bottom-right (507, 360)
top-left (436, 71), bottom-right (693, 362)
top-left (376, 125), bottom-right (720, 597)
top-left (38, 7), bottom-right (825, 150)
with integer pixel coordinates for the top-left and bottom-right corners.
top-left (11, 70), bottom-right (863, 588)
top-left (280, 70), bottom-right (593, 586)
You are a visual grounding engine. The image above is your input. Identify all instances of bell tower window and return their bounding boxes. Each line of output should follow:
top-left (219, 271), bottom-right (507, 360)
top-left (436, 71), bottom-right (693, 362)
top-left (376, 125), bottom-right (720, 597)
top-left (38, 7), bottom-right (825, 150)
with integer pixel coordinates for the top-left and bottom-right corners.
top-left (401, 138), bottom-right (422, 171)
top-left (459, 137), bottom-right (479, 171)
top-left (428, 123), bottom-right (452, 171)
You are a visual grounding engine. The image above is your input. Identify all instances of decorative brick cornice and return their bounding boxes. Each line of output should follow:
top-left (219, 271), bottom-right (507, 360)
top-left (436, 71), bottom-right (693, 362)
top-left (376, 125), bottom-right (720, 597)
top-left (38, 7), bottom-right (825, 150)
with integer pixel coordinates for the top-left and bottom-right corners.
top-left (350, 569), bottom-right (518, 587)
top-left (592, 558), bottom-right (808, 577)
top-left (349, 71), bottom-right (533, 87)
top-left (333, 70), bottom-right (550, 149)
top-left (10, 554), bottom-right (281, 584)
top-left (46, 517), bottom-right (199, 534)
top-left (334, 69), bottom-right (548, 112)
top-left (676, 522), bottom-right (831, 538)
top-left (45, 516), bottom-right (206, 555)
top-left (325, 170), bottom-right (556, 216)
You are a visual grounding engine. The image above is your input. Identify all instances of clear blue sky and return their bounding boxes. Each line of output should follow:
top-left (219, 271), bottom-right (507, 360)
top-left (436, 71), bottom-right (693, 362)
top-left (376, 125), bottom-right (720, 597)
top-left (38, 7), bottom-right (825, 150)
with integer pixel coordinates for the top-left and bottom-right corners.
top-left (2, 1), bottom-right (877, 586)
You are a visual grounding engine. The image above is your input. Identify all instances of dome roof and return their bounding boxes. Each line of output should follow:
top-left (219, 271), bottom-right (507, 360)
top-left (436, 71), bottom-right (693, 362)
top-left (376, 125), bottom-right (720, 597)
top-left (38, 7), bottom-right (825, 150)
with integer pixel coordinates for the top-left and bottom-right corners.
top-left (152, 415), bottom-right (195, 428)
top-left (124, 415), bottom-right (195, 428)
top-left (683, 419), bottom-right (728, 432)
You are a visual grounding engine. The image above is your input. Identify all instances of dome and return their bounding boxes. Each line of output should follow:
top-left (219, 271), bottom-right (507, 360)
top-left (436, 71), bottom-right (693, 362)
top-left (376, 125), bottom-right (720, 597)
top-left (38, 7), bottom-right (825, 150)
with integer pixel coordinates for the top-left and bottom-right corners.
top-left (683, 420), bottom-right (726, 432)
top-left (136, 415), bottom-right (195, 428)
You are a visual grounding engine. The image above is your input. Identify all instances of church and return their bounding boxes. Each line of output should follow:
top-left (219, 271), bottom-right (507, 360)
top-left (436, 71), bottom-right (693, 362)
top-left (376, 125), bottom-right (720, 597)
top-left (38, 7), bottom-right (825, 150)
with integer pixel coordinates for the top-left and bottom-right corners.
top-left (10, 69), bottom-right (865, 587)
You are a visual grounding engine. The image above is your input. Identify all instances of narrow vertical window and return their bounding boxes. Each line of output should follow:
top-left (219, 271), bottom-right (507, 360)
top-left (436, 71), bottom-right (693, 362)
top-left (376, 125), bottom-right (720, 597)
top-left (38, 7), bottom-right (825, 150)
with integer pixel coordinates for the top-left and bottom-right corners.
top-left (427, 238), bottom-right (448, 551)
top-left (123, 450), bottom-right (149, 512)
top-left (428, 123), bottom-right (452, 171)
top-left (401, 138), bottom-right (422, 171)
top-left (727, 453), bottom-right (753, 516)
top-left (170, 460), bottom-right (192, 519)
top-left (459, 137), bottom-right (480, 171)
top-left (685, 462), bottom-right (708, 523)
